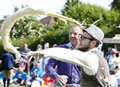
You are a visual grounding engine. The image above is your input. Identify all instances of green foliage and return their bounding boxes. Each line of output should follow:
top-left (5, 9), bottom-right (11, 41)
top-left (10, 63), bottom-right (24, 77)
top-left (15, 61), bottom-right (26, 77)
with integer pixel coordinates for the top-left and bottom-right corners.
top-left (12, 37), bottom-right (40, 50)
top-left (0, 40), bottom-right (4, 55)
top-left (11, 23), bottom-right (70, 49)
top-left (11, 16), bottom-right (45, 39)
top-left (1, 0), bottom-right (120, 51)
top-left (111, 0), bottom-right (120, 11)
top-left (62, 0), bottom-right (120, 37)
top-left (42, 28), bottom-right (69, 46)
top-left (10, 19), bottom-right (71, 49)
top-left (35, 20), bottom-right (71, 46)
top-left (0, 20), bottom-right (3, 23)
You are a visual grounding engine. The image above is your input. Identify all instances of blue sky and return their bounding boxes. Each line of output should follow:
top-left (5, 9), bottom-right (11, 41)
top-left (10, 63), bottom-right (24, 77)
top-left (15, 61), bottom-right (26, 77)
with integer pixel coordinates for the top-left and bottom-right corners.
top-left (0, 0), bottom-right (113, 19)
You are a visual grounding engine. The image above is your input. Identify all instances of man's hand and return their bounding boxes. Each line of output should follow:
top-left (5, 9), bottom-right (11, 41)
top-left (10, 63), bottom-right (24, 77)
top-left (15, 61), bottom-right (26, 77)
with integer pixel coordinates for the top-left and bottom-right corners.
top-left (26, 51), bottom-right (44, 61)
top-left (27, 51), bottom-right (44, 57)
top-left (57, 75), bottom-right (68, 87)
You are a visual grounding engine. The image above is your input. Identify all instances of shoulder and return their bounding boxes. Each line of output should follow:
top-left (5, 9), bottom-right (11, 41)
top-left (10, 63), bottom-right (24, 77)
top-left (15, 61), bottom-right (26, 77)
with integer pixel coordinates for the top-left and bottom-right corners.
top-left (88, 51), bottom-right (99, 59)
top-left (3, 53), bottom-right (13, 58)
top-left (58, 43), bottom-right (72, 49)
top-left (23, 72), bottom-right (27, 75)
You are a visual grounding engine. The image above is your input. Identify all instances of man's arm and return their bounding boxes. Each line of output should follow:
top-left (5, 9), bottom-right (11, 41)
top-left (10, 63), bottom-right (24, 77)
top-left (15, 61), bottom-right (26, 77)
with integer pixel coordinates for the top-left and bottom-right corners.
top-left (42, 48), bottom-right (99, 75)
top-left (46, 59), bottom-right (68, 86)
top-left (27, 47), bottom-right (99, 75)
top-left (46, 59), bottom-right (59, 79)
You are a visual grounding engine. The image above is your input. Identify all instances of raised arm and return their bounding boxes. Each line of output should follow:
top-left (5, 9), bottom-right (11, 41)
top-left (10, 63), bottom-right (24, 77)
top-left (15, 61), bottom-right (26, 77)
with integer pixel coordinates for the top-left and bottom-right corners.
top-left (28, 47), bottom-right (99, 75)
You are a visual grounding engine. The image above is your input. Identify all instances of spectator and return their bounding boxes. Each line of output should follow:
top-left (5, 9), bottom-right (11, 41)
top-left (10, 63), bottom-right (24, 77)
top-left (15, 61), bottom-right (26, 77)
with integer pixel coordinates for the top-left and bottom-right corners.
top-left (44, 42), bottom-right (49, 49)
top-left (36, 44), bottom-right (42, 51)
top-left (20, 43), bottom-right (31, 74)
top-left (114, 52), bottom-right (120, 69)
top-left (46, 25), bottom-right (83, 87)
top-left (20, 43), bottom-right (31, 54)
top-left (1, 51), bottom-right (15, 87)
top-left (13, 63), bottom-right (27, 85)
top-left (27, 61), bottom-right (45, 86)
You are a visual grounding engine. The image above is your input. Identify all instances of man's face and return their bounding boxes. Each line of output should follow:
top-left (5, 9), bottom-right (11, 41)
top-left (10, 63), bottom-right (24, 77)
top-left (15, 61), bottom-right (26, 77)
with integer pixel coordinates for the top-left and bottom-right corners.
top-left (79, 32), bottom-right (93, 51)
top-left (69, 26), bottom-right (82, 48)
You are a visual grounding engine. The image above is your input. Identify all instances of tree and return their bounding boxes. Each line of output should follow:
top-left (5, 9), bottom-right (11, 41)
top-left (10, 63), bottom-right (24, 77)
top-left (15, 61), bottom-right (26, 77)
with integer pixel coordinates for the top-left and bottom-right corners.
top-left (11, 16), bottom-right (45, 39)
top-left (10, 5), bottom-right (46, 39)
top-left (111, 0), bottom-right (120, 11)
top-left (2, 0), bottom-right (120, 50)
top-left (62, 0), bottom-right (120, 37)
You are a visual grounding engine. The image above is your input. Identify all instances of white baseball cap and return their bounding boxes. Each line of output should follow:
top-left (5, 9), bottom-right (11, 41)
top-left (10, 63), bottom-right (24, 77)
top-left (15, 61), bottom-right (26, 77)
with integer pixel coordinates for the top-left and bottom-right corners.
top-left (84, 24), bottom-right (104, 43)
top-left (112, 48), bottom-right (118, 53)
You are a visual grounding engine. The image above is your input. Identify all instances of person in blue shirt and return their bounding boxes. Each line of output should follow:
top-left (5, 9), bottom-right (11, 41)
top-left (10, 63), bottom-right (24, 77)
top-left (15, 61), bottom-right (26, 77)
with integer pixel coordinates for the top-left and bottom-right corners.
top-left (46, 25), bottom-right (83, 87)
top-left (13, 63), bottom-right (27, 85)
top-left (27, 61), bottom-right (45, 86)
top-left (30, 61), bottom-right (45, 79)
top-left (20, 43), bottom-right (31, 54)
top-left (1, 51), bottom-right (15, 87)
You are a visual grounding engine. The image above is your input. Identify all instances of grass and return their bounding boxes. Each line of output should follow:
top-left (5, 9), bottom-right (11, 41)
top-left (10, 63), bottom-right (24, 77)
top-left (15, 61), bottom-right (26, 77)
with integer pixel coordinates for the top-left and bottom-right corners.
top-left (0, 84), bottom-right (26, 87)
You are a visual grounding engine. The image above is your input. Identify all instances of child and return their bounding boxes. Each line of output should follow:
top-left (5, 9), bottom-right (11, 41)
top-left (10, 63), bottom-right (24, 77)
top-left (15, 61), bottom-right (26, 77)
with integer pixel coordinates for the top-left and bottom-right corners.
top-left (13, 63), bottom-right (27, 85)
top-left (27, 61), bottom-right (45, 86)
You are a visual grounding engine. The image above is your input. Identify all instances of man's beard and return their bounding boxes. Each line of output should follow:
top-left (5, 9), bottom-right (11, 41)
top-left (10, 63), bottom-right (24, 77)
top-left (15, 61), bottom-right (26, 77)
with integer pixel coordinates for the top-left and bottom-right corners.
top-left (78, 47), bottom-right (89, 52)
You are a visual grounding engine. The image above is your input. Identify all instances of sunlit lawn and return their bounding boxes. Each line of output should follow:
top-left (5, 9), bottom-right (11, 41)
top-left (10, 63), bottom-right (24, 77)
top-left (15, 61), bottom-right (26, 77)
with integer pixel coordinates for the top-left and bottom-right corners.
top-left (0, 84), bottom-right (26, 87)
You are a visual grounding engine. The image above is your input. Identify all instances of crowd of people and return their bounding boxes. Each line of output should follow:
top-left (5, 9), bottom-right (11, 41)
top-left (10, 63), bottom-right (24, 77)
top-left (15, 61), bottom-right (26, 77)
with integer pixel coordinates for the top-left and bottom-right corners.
top-left (0, 24), bottom-right (120, 87)
top-left (105, 48), bottom-right (120, 87)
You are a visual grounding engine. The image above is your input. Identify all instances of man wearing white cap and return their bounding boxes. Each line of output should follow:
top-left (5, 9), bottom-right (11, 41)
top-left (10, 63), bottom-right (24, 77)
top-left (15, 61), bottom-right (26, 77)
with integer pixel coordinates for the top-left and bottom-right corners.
top-left (79, 24), bottom-right (111, 87)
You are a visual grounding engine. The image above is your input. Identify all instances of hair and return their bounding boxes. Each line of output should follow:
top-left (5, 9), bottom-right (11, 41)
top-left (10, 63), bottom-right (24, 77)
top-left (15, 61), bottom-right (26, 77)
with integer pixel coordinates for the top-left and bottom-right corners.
top-left (95, 40), bottom-right (100, 47)
top-left (3, 50), bottom-right (7, 53)
top-left (116, 53), bottom-right (119, 57)
top-left (70, 24), bottom-right (85, 31)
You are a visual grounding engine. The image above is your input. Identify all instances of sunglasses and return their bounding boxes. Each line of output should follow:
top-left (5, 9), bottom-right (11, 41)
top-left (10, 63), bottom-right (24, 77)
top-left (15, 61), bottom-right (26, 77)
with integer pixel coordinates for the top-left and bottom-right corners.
top-left (79, 34), bottom-right (94, 40)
